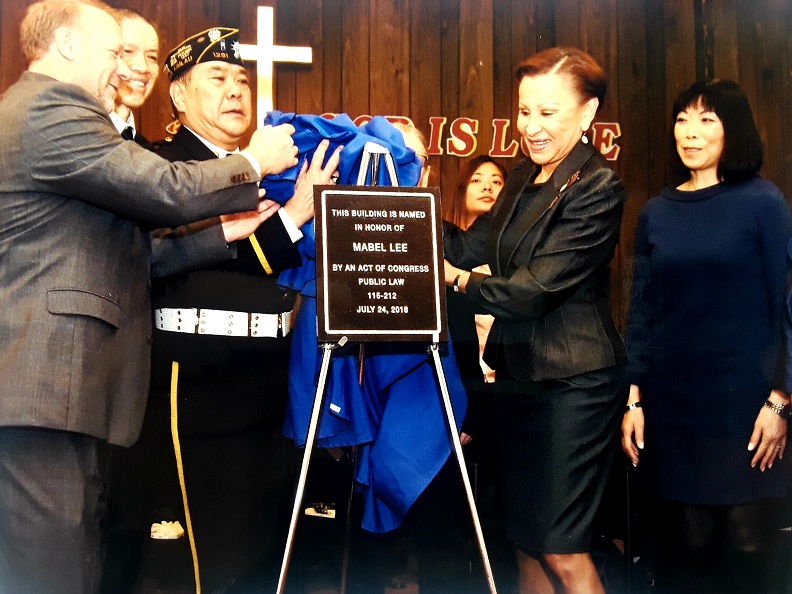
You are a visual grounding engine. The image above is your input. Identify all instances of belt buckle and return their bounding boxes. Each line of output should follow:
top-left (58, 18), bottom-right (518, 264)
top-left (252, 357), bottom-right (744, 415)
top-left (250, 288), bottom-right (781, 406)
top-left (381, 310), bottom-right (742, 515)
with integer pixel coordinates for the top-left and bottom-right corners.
top-left (280, 310), bottom-right (293, 336)
top-left (250, 313), bottom-right (278, 338)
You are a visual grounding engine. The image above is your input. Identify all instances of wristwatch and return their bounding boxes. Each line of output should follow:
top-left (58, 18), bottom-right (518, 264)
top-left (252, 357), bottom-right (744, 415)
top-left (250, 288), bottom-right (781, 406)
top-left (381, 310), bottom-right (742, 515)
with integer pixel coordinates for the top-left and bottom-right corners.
top-left (764, 399), bottom-right (792, 420)
top-left (452, 273), bottom-right (464, 293)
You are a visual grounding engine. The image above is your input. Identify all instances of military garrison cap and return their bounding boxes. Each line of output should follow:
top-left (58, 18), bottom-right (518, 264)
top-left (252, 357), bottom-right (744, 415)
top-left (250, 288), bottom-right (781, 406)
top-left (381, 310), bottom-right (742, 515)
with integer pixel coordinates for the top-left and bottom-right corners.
top-left (163, 27), bottom-right (243, 81)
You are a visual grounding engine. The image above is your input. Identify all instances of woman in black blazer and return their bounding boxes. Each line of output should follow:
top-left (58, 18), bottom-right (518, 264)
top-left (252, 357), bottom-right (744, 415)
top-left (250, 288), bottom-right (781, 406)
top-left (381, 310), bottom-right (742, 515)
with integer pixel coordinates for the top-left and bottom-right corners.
top-left (444, 47), bottom-right (627, 594)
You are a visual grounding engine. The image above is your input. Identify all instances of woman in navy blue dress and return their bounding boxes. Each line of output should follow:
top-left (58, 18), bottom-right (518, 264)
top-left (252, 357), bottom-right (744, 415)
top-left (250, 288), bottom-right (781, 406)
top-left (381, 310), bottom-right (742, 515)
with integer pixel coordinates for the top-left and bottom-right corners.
top-left (622, 80), bottom-right (792, 594)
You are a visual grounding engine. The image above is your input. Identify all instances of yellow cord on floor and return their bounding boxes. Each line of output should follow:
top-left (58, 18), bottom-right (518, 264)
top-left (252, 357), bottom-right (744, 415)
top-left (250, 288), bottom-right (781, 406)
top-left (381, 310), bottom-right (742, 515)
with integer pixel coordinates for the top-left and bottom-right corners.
top-left (170, 361), bottom-right (202, 594)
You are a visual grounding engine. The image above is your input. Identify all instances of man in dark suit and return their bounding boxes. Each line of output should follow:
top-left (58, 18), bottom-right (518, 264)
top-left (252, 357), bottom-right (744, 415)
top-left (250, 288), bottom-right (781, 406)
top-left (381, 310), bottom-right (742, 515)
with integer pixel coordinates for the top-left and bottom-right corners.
top-left (0, 2), bottom-right (301, 593)
top-left (108, 26), bottom-right (341, 594)
top-left (108, 8), bottom-right (159, 145)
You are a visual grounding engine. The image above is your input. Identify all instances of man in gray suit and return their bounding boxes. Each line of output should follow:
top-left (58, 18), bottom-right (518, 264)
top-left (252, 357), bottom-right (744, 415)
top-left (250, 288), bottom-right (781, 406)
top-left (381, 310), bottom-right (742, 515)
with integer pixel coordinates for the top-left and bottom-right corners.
top-left (0, 1), bottom-right (300, 593)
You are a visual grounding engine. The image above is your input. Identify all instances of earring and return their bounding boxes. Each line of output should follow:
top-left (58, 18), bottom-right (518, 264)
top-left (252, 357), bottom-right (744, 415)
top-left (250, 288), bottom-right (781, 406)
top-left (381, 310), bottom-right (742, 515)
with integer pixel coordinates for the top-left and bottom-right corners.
top-left (581, 131), bottom-right (589, 144)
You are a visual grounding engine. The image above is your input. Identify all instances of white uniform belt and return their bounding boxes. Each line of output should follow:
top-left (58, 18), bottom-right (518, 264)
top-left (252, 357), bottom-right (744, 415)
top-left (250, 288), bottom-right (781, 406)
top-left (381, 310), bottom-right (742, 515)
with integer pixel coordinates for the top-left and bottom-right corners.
top-left (154, 307), bottom-right (293, 338)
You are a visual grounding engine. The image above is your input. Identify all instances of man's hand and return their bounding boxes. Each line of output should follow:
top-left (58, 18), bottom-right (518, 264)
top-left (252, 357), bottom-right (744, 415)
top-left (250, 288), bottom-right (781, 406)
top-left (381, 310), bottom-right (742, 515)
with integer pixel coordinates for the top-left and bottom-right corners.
top-left (243, 124), bottom-right (298, 176)
top-left (220, 194), bottom-right (280, 242)
top-left (283, 139), bottom-right (343, 228)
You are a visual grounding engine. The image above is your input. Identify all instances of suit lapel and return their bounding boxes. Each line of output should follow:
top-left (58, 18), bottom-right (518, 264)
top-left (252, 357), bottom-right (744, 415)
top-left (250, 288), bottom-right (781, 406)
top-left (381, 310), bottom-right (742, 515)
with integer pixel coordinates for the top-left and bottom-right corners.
top-left (495, 141), bottom-right (597, 273)
top-left (487, 161), bottom-right (537, 276)
top-left (171, 126), bottom-right (218, 162)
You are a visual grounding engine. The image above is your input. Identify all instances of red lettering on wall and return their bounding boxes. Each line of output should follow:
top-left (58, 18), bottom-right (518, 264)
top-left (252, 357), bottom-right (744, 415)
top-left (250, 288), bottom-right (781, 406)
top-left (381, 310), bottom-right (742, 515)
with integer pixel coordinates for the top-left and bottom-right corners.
top-left (312, 114), bottom-right (621, 161)
top-left (592, 122), bottom-right (621, 161)
top-left (427, 117), bottom-right (447, 156)
top-left (490, 119), bottom-right (519, 157)
top-left (446, 117), bottom-right (478, 157)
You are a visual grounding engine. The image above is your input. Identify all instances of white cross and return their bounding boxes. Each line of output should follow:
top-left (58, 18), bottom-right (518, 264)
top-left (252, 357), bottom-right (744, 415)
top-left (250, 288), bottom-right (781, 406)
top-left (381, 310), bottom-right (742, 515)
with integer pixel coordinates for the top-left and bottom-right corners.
top-left (238, 6), bottom-right (313, 124)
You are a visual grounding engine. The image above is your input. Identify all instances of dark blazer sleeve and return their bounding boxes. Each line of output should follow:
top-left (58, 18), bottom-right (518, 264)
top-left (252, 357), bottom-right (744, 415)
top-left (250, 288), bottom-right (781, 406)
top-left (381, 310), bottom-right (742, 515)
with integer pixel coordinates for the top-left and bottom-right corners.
top-left (466, 165), bottom-right (626, 322)
top-left (444, 216), bottom-right (491, 270)
top-left (234, 215), bottom-right (303, 274)
top-left (22, 82), bottom-right (260, 227)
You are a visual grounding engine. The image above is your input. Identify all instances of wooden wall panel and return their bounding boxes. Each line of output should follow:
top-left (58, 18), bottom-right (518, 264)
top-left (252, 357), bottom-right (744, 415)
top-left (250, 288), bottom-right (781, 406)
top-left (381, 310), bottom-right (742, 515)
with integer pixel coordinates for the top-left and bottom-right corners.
top-left (613, 0), bottom-right (650, 328)
top-left (409, 0), bottom-right (442, 186)
top-left (644, 0), bottom-right (670, 195)
top-left (340, 0), bottom-right (370, 118)
top-left (369, 0), bottom-right (410, 118)
top-left (438, 0), bottom-right (461, 196)
top-left (293, 0), bottom-right (325, 116)
top-left (2, 0), bottom-right (792, 325)
top-left (744, 1), bottom-right (786, 190)
top-left (663, 0), bottom-right (697, 104)
top-left (507, 2), bottom-right (543, 117)
top-left (554, 0), bottom-right (579, 48)
top-left (0, 1), bottom-right (38, 94)
top-left (707, 0), bottom-right (738, 81)
top-left (320, 0), bottom-right (343, 115)
top-left (272, 0), bottom-right (298, 116)
top-left (458, 0), bottom-right (494, 156)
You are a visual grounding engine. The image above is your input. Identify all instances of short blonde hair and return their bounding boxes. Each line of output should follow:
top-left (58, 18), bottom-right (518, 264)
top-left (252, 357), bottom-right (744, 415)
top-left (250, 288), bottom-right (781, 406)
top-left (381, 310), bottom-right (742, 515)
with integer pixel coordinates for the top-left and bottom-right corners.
top-left (393, 121), bottom-right (428, 159)
top-left (21, 0), bottom-right (111, 63)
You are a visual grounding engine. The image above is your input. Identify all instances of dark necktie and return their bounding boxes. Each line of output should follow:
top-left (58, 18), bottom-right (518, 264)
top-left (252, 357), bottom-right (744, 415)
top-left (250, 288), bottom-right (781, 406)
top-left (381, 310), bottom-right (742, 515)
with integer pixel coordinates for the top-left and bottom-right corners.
top-left (121, 126), bottom-right (134, 141)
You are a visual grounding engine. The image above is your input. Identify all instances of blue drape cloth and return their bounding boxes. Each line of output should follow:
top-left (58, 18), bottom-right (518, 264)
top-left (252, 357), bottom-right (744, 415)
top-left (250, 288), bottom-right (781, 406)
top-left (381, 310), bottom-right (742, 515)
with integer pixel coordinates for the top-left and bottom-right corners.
top-left (261, 112), bottom-right (467, 533)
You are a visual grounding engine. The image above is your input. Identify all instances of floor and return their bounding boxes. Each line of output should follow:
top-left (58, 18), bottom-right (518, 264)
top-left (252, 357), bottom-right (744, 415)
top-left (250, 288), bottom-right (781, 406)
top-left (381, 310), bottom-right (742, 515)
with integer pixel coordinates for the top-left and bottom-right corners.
top-left (103, 445), bottom-right (792, 593)
top-left (102, 448), bottom-right (513, 594)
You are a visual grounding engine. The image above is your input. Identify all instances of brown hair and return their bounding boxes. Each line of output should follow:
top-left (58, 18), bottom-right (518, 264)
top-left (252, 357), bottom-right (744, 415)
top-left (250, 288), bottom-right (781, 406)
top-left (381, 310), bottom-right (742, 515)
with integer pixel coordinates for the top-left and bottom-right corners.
top-left (515, 47), bottom-right (607, 110)
top-left (21, 0), bottom-right (111, 63)
top-left (443, 155), bottom-right (507, 229)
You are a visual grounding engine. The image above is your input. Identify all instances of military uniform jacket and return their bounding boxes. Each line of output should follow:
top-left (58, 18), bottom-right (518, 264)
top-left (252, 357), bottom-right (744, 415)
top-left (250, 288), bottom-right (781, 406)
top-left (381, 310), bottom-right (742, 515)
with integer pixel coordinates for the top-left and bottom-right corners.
top-left (149, 126), bottom-right (301, 434)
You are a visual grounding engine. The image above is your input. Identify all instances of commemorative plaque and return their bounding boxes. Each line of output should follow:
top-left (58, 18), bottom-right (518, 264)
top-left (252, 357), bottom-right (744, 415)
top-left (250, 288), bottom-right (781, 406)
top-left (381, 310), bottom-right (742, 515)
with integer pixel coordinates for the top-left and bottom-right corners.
top-left (314, 185), bottom-right (447, 342)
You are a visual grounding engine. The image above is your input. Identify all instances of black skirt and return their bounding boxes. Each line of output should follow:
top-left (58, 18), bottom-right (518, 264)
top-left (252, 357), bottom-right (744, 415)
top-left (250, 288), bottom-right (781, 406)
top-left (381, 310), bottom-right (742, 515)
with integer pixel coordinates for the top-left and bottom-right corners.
top-left (492, 366), bottom-right (625, 554)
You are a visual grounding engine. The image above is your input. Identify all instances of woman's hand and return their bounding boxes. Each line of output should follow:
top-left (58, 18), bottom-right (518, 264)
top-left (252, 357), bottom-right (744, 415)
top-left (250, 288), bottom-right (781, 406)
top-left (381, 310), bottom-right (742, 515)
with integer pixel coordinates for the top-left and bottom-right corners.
top-left (748, 389), bottom-right (789, 471)
top-left (621, 384), bottom-right (645, 467)
top-left (444, 259), bottom-right (462, 285)
top-left (444, 259), bottom-right (471, 293)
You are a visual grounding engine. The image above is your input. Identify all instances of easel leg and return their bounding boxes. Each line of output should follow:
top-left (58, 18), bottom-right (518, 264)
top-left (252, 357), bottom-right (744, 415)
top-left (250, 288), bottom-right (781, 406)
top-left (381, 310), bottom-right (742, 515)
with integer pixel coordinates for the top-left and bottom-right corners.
top-left (429, 343), bottom-right (498, 594)
top-left (277, 342), bottom-right (337, 594)
top-left (338, 447), bottom-right (356, 594)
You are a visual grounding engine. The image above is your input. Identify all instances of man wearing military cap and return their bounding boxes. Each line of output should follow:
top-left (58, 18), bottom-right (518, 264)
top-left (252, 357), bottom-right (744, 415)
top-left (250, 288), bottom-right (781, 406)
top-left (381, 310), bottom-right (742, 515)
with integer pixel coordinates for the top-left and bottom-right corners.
top-left (109, 26), bottom-right (340, 593)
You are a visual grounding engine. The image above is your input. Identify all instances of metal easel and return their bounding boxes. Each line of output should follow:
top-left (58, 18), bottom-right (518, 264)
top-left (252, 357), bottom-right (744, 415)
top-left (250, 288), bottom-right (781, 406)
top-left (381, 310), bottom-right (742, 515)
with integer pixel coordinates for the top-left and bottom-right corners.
top-left (276, 142), bottom-right (497, 594)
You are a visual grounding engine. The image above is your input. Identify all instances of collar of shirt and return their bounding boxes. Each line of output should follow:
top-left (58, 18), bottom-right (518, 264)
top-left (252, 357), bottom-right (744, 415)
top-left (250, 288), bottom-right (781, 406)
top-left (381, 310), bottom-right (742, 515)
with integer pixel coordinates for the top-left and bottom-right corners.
top-left (182, 125), bottom-right (239, 157)
top-left (109, 110), bottom-right (135, 135)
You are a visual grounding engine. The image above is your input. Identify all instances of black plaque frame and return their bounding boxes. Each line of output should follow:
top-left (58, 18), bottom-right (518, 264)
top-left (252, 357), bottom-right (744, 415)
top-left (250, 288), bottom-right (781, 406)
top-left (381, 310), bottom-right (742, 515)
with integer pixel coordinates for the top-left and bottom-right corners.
top-left (314, 184), bottom-right (447, 342)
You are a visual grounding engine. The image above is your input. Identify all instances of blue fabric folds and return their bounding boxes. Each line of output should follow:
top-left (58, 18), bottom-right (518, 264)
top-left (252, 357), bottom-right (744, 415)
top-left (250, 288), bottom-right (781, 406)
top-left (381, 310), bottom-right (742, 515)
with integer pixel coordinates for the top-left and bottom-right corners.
top-left (263, 111), bottom-right (423, 297)
top-left (262, 112), bottom-right (466, 533)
